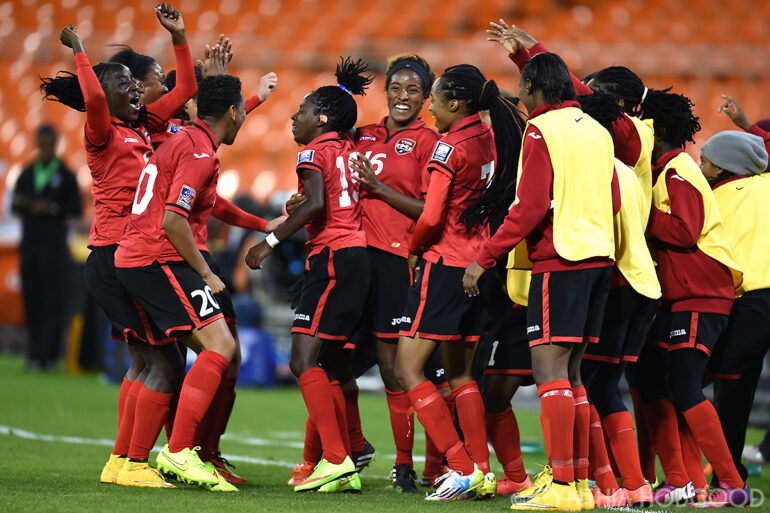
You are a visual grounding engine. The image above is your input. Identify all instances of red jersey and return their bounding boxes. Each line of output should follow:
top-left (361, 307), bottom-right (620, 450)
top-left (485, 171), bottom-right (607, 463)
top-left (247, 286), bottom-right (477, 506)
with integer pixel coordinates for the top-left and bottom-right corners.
top-left (410, 114), bottom-right (493, 268)
top-left (356, 117), bottom-right (440, 258)
top-left (115, 120), bottom-right (220, 268)
top-left (297, 131), bottom-right (367, 256)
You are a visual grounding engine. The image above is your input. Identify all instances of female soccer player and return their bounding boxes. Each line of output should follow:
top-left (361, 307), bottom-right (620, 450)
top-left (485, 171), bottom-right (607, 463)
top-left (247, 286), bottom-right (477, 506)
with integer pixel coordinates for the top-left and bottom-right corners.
top-left (40, 6), bottom-right (196, 488)
top-left (245, 58), bottom-right (373, 493)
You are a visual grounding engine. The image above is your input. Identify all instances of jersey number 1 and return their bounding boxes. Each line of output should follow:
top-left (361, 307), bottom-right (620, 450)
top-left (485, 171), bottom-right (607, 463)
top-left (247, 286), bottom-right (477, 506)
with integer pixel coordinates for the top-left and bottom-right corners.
top-left (335, 155), bottom-right (359, 208)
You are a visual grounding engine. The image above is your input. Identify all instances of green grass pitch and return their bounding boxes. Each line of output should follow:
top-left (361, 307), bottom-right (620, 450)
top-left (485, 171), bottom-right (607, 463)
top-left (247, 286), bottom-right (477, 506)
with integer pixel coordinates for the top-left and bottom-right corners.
top-left (0, 354), bottom-right (768, 512)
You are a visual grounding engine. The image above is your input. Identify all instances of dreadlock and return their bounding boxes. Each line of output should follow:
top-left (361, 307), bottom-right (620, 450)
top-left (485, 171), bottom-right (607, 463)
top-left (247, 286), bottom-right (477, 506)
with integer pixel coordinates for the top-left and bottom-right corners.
top-left (521, 53), bottom-right (575, 105)
top-left (576, 91), bottom-right (623, 138)
top-left (40, 62), bottom-right (127, 112)
top-left (108, 46), bottom-right (156, 81)
top-left (639, 87), bottom-right (701, 149)
top-left (434, 65), bottom-right (526, 233)
top-left (589, 66), bottom-right (646, 115)
top-left (385, 54), bottom-right (435, 98)
top-left (311, 57), bottom-right (373, 133)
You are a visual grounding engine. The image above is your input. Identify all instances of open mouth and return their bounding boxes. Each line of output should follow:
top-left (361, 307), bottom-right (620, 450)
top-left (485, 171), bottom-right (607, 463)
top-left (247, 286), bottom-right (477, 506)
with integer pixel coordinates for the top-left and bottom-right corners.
top-left (128, 95), bottom-right (141, 110)
top-left (393, 103), bottom-right (411, 114)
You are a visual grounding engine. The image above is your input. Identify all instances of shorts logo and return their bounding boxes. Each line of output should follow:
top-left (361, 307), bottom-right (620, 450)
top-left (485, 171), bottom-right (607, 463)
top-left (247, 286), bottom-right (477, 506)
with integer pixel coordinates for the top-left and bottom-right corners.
top-left (670, 329), bottom-right (687, 337)
top-left (392, 316), bottom-right (412, 326)
top-left (431, 142), bottom-right (454, 163)
top-left (527, 325), bottom-right (541, 334)
top-left (395, 138), bottom-right (416, 155)
top-left (167, 122), bottom-right (180, 134)
top-left (176, 185), bottom-right (197, 210)
top-left (295, 313), bottom-right (310, 322)
top-left (297, 150), bottom-right (315, 165)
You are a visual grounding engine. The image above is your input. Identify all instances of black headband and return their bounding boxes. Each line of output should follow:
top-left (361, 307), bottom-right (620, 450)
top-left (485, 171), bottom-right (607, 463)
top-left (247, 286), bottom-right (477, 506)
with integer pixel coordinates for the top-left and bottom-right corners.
top-left (386, 60), bottom-right (432, 94)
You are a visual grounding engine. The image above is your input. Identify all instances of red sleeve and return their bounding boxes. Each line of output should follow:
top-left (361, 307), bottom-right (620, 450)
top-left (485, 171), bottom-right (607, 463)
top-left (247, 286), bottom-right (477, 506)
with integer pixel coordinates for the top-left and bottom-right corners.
top-left (211, 194), bottom-right (268, 232)
top-left (612, 115), bottom-right (642, 167)
top-left (75, 52), bottom-right (112, 147)
top-left (146, 44), bottom-right (197, 132)
top-left (509, 48), bottom-right (531, 73)
top-left (748, 123), bottom-right (770, 157)
top-left (245, 95), bottom-right (262, 114)
top-left (476, 126), bottom-right (553, 269)
top-left (648, 170), bottom-right (704, 248)
top-left (164, 154), bottom-right (212, 218)
top-left (408, 171), bottom-right (452, 253)
top-left (612, 167), bottom-right (621, 215)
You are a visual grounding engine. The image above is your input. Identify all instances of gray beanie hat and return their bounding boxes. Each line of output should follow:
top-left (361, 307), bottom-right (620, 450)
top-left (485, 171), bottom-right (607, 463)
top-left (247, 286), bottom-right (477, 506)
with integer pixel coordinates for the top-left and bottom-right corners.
top-left (701, 130), bottom-right (768, 176)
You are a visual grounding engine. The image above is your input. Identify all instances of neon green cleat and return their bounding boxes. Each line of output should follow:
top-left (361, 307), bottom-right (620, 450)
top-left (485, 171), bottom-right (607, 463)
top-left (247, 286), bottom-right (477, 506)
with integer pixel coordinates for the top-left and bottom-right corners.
top-left (203, 470), bottom-right (239, 492)
top-left (100, 454), bottom-right (126, 484)
top-left (294, 456), bottom-right (356, 493)
top-left (474, 472), bottom-right (497, 500)
top-left (156, 445), bottom-right (219, 485)
top-left (318, 472), bottom-right (362, 493)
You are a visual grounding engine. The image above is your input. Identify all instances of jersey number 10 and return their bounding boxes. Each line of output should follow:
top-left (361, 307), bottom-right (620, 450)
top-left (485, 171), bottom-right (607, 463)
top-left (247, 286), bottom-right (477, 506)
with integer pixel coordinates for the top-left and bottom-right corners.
top-left (335, 155), bottom-right (360, 208)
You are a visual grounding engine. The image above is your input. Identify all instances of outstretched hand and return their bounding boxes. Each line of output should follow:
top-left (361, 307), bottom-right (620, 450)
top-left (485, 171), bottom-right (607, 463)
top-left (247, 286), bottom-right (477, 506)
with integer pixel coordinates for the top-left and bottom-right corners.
top-left (349, 153), bottom-right (380, 193)
top-left (718, 94), bottom-right (752, 131)
top-left (59, 25), bottom-right (84, 53)
top-left (155, 3), bottom-right (185, 40)
top-left (199, 35), bottom-right (232, 78)
top-left (487, 19), bottom-right (538, 52)
top-left (257, 72), bottom-right (278, 102)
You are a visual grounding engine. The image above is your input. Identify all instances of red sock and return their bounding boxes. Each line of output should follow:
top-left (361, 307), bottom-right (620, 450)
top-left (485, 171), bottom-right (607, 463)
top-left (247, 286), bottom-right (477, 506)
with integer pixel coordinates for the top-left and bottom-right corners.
top-left (207, 375), bottom-right (237, 457)
top-left (168, 351), bottom-right (229, 452)
top-left (113, 379), bottom-right (142, 455)
top-left (538, 380), bottom-right (575, 483)
top-left (164, 389), bottom-right (179, 443)
top-left (453, 381), bottom-right (490, 474)
top-left (629, 388), bottom-right (656, 482)
top-left (344, 386), bottom-right (365, 453)
top-left (386, 389), bottom-right (414, 466)
top-left (641, 398), bottom-right (688, 487)
top-left (303, 417), bottom-right (322, 464)
top-left (128, 384), bottom-right (172, 460)
top-left (298, 368), bottom-right (346, 464)
top-left (486, 408), bottom-right (527, 482)
top-left (573, 386), bottom-right (590, 480)
top-left (117, 377), bottom-right (132, 427)
top-left (683, 400), bottom-right (744, 489)
top-left (603, 411), bottom-right (646, 490)
top-left (678, 412), bottom-right (707, 490)
top-left (408, 380), bottom-right (474, 475)
top-left (424, 432), bottom-right (443, 477)
top-left (330, 381), bottom-right (351, 457)
top-left (589, 405), bottom-right (619, 493)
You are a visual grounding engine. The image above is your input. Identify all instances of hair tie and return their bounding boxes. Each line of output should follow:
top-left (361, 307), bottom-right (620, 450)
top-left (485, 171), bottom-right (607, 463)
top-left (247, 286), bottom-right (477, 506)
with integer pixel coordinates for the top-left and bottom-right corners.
top-left (640, 86), bottom-right (649, 104)
top-left (337, 84), bottom-right (352, 95)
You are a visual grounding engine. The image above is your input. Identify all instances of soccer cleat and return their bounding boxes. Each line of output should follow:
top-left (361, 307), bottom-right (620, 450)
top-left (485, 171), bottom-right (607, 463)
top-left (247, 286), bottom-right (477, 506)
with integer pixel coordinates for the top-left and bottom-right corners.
top-left (156, 445), bottom-right (219, 485)
top-left (318, 472), bottom-right (362, 493)
top-left (352, 439), bottom-right (376, 473)
top-left (287, 461), bottom-right (316, 485)
top-left (576, 479), bottom-right (595, 509)
top-left (425, 464), bottom-right (484, 501)
top-left (202, 470), bottom-right (239, 492)
top-left (653, 480), bottom-right (696, 505)
top-left (294, 456), bottom-right (356, 493)
top-left (391, 464), bottom-right (418, 493)
top-left (515, 465), bottom-right (553, 500)
top-left (497, 475), bottom-right (533, 496)
top-left (695, 485), bottom-right (710, 503)
top-left (116, 461), bottom-right (175, 488)
top-left (593, 487), bottom-right (627, 507)
top-left (100, 454), bottom-right (126, 484)
top-left (467, 472), bottom-right (497, 500)
top-left (625, 483), bottom-right (654, 507)
top-left (742, 444), bottom-right (769, 465)
top-left (211, 452), bottom-right (246, 484)
top-left (420, 465), bottom-right (451, 488)
top-left (689, 483), bottom-right (751, 508)
top-left (511, 481), bottom-right (581, 511)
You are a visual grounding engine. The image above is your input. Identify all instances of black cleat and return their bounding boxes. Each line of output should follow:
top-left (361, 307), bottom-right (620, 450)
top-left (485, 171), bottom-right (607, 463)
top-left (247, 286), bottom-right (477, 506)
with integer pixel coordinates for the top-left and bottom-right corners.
top-left (391, 464), bottom-right (418, 493)
top-left (352, 439), bottom-right (376, 473)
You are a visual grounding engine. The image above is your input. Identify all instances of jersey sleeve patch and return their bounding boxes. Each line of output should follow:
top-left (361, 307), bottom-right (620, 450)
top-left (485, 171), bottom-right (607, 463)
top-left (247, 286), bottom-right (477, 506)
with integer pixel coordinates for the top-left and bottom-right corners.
top-left (431, 142), bottom-right (454, 163)
top-left (297, 149), bottom-right (315, 165)
top-left (176, 185), bottom-right (197, 210)
top-left (167, 122), bottom-right (180, 134)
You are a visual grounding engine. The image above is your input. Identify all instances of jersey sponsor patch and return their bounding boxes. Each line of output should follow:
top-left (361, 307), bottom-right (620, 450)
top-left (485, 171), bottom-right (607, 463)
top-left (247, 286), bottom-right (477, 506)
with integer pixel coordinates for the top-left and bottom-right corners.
top-left (297, 150), bottom-right (315, 165)
top-left (431, 142), bottom-right (454, 163)
top-left (395, 138), bottom-right (416, 155)
top-left (176, 185), bottom-right (197, 210)
top-left (167, 122), bottom-right (180, 134)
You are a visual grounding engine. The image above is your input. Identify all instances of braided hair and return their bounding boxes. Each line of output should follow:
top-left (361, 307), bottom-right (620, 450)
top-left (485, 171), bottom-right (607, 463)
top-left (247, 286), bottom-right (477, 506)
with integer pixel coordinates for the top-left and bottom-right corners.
top-left (385, 54), bottom-right (435, 98)
top-left (311, 57), bottom-right (373, 133)
top-left (576, 91), bottom-right (623, 138)
top-left (434, 65), bottom-right (526, 233)
top-left (40, 62), bottom-right (127, 112)
top-left (108, 46), bottom-right (156, 81)
top-left (521, 53), bottom-right (575, 105)
top-left (639, 87), bottom-right (701, 149)
top-left (588, 66), bottom-right (646, 116)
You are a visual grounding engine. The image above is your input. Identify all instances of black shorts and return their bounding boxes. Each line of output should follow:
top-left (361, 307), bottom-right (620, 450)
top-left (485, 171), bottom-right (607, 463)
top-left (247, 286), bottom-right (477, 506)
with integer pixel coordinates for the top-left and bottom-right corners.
top-left (484, 305), bottom-right (533, 379)
top-left (85, 245), bottom-right (169, 344)
top-left (368, 247), bottom-right (411, 340)
top-left (666, 310), bottom-right (728, 356)
top-left (399, 259), bottom-right (487, 342)
top-left (526, 267), bottom-right (612, 347)
top-left (116, 260), bottom-right (225, 340)
top-left (710, 289), bottom-right (770, 378)
top-left (291, 247), bottom-right (371, 341)
top-left (201, 251), bottom-right (236, 324)
top-left (584, 285), bottom-right (658, 364)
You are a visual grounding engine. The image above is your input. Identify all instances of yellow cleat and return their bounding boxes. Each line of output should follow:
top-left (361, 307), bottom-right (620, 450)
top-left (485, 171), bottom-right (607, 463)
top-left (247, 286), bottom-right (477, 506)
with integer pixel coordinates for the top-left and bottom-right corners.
top-left (515, 465), bottom-right (552, 500)
top-left (202, 469), bottom-right (239, 492)
top-left (511, 481), bottom-right (581, 511)
top-left (576, 479), bottom-right (595, 509)
top-left (100, 454), bottom-right (126, 484)
top-left (116, 461), bottom-right (175, 488)
top-left (156, 445), bottom-right (219, 485)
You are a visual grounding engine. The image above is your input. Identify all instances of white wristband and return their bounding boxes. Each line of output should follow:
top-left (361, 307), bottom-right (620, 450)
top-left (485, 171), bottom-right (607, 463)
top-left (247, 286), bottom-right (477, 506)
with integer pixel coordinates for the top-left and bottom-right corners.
top-left (265, 232), bottom-right (280, 248)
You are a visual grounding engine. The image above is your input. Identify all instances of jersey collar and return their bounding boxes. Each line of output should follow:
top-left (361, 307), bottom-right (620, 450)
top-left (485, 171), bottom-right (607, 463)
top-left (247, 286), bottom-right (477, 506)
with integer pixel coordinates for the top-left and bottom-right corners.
top-left (192, 118), bottom-right (219, 152)
top-left (652, 148), bottom-right (686, 180)
top-left (376, 116), bottom-right (426, 130)
top-left (306, 131), bottom-right (344, 147)
top-left (527, 100), bottom-right (581, 121)
top-left (448, 113), bottom-right (482, 135)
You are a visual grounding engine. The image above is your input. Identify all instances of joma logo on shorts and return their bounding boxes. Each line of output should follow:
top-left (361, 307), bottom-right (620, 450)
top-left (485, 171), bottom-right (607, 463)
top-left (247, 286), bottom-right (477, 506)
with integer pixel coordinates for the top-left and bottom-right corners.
top-left (294, 313), bottom-right (310, 322)
top-left (527, 325), bottom-right (541, 334)
top-left (392, 316), bottom-right (412, 326)
top-left (670, 329), bottom-right (687, 337)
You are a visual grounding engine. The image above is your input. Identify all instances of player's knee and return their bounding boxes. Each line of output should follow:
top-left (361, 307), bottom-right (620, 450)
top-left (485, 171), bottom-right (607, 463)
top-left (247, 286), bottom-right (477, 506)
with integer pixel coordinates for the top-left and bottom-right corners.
top-left (290, 356), bottom-right (315, 378)
top-left (447, 373), bottom-right (472, 390)
top-left (393, 359), bottom-right (419, 391)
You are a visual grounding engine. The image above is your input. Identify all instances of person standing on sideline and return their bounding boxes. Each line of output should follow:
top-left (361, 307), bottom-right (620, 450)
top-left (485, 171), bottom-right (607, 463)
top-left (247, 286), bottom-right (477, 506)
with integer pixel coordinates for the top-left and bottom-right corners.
top-left (12, 124), bottom-right (82, 371)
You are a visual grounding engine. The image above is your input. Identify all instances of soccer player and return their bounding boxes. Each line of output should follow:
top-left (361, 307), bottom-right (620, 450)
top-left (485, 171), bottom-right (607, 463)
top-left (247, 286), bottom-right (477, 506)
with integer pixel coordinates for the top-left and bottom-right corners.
top-left (245, 58), bottom-right (373, 493)
top-left (114, 74), bottom-right (248, 492)
top-left (40, 6), bottom-right (196, 488)
top-left (463, 52), bottom-right (619, 511)
top-left (635, 88), bottom-right (750, 507)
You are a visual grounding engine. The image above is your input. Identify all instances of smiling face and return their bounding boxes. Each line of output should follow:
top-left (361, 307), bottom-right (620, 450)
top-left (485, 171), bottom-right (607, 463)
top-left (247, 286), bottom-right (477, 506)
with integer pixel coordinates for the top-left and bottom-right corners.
top-left (101, 64), bottom-right (141, 123)
top-left (291, 94), bottom-right (323, 145)
top-left (386, 69), bottom-right (426, 129)
top-left (138, 61), bottom-right (168, 106)
top-left (429, 78), bottom-right (456, 134)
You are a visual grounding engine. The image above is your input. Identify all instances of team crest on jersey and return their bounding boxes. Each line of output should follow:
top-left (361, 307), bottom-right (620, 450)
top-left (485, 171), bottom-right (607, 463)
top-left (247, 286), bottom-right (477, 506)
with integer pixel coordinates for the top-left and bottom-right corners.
top-left (297, 150), bottom-right (315, 165)
top-left (395, 138), bottom-right (416, 155)
top-left (432, 142), bottom-right (454, 163)
top-left (177, 185), bottom-right (197, 210)
top-left (167, 122), bottom-right (180, 134)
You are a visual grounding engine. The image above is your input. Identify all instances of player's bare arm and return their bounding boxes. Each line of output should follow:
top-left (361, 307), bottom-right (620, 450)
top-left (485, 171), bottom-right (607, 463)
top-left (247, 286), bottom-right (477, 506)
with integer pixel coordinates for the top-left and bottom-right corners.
top-left (162, 210), bottom-right (224, 293)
